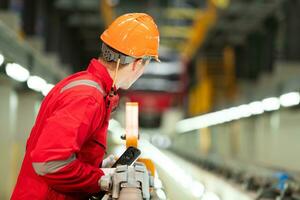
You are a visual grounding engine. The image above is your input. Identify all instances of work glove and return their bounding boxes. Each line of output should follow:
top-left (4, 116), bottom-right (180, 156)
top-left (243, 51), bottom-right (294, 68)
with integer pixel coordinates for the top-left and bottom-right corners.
top-left (98, 168), bottom-right (116, 192)
top-left (89, 169), bottom-right (116, 200)
top-left (97, 155), bottom-right (116, 193)
top-left (101, 155), bottom-right (116, 168)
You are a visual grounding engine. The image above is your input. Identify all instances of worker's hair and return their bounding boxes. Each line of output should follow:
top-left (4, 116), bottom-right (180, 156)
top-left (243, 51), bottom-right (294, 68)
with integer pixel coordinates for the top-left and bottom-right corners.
top-left (99, 46), bottom-right (128, 69)
top-left (98, 56), bottom-right (128, 70)
top-left (99, 43), bottom-right (148, 70)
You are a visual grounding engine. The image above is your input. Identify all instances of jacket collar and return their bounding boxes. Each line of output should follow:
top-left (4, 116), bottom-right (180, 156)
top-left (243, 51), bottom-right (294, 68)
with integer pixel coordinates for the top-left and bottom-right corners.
top-left (87, 58), bottom-right (114, 94)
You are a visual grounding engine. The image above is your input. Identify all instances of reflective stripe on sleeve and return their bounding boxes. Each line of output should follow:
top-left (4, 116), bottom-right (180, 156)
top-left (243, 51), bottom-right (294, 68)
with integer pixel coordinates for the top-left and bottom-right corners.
top-left (60, 79), bottom-right (105, 95)
top-left (32, 154), bottom-right (76, 176)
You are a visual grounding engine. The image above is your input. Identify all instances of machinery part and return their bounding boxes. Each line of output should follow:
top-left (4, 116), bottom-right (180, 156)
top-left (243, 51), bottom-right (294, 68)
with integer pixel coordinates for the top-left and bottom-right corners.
top-left (125, 102), bottom-right (139, 148)
top-left (100, 13), bottom-right (160, 61)
top-left (111, 146), bottom-right (141, 168)
top-left (137, 158), bottom-right (156, 177)
top-left (118, 188), bottom-right (143, 200)
top-left (111, 163), bottom-right (150, 200)
top-left (124, 102), bottom-right (156, 178)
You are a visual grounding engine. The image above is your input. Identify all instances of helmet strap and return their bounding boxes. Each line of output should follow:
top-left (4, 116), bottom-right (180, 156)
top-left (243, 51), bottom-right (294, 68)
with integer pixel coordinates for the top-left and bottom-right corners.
top-left (132, 59), bottom-right (137, 71)
top-left (112, 58), bottom-right (120, 88)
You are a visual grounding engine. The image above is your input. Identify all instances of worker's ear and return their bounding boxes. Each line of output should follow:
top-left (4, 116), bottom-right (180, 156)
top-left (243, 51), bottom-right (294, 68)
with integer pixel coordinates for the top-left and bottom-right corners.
top-left (132, 59), bottom-right (143, 71)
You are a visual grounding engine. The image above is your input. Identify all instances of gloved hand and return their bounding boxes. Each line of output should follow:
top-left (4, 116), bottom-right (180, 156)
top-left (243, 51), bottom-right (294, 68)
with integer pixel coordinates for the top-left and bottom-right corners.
top-left (90, 168), bottom-right (115, 200)
top-left (101, 155), bottom-right (116, 168)
top-left (98, 168), bottom-right (116, 192)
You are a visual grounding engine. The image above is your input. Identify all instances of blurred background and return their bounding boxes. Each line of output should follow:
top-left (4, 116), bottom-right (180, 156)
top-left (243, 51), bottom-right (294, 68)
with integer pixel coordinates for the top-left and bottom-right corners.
top-left (1, 0), bottom-right (300, 199)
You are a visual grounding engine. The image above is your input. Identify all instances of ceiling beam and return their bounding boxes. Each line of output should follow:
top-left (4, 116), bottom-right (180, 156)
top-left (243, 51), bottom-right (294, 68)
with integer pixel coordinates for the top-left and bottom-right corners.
top-left (68, 13), bottom-right (104, 27)
top-left (55, 0), bottom-right (99, 11)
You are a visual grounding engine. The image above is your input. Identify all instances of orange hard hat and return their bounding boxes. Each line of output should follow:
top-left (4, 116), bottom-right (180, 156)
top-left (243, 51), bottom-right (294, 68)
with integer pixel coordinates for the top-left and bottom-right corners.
top-left (100, 13), bottom-right (160, 61)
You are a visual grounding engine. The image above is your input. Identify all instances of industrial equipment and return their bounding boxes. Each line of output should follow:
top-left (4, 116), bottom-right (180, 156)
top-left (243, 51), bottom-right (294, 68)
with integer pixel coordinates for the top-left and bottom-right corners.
top-left (91, 102), bottom-right (160, 200)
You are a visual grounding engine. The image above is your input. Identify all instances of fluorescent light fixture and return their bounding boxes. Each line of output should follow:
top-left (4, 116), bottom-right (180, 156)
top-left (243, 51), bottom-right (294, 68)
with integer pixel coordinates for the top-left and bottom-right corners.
top-left (176, 108), bottom-right (240, 133)
top-left (209, 111), bottom-right (225, 124)
top-left (0, 54), bottom-right (4, 66)
top-left (27, 76), bottom-right (47, 92)
top-left (248, 101), bottom-right (264, 115)
top-left (177, 103), bottom-right (261, 133)
top-left (279, 92), bottom-right (300, 107)
top-left (237, 104), bottom-right (252, 118)
top-left (262, 97), bottom-right (280, 111)
top-left (177, 93), bottom-right (300, 133)
top-left (42, 83), bottom-right (55, 96)
top-left (5, 63), bottom-right (30, 82)
top-left (176, 116), bottom-right (204, 133)
top-left (225, 107), bottom-right (241, 121)
top-left (176, 104), bottom-right (256, 132)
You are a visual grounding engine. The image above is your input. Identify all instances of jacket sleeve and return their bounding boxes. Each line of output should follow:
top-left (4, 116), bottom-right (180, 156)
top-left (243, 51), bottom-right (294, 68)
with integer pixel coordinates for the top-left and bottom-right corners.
top-left (31, 95), bottom-right (106, 193)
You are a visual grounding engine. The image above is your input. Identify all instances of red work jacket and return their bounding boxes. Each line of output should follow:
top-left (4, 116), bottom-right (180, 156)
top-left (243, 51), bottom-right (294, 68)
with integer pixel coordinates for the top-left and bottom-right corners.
top-left (11, 59), bottom-right (118, 200)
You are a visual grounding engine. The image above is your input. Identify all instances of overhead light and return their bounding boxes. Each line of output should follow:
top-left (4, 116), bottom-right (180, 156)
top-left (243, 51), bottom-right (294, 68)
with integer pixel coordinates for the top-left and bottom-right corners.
top-left (177, 92), bottom-right (300, 133)
top-left (225, 107), bottom-right (241, 121)
top-left (248, 101), bottom-right (264, 115)
top-left (42, 83), bottom-right (55, 96)
top-left (214, 109), bottom-right (228, 124)
top-left (27, 76), bottom-right (47, 92)
top-left (176, 116), bottom-right (203, 133)
top-left (279, 92), bottom-right (300, 107)
top-left (237, 104), bottom-right (252, 118)
top-left (203, 112), bottom-right (221, 126)
top-left (0, 54), bottom-right (4, 66)
top-left (5, 63), bottom-right (30, 82)
top-left (262, 97), bottom-right (280, 111)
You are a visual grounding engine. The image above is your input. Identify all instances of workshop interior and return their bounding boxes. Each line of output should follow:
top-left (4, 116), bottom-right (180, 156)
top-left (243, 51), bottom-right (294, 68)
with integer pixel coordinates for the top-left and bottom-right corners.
top-left (1, 0), bottom-right (300, 199)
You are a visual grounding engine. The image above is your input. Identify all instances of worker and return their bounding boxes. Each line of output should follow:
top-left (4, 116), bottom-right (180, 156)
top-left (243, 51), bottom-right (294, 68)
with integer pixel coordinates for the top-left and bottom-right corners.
top-left (11, 13), bottom-right (159, 200)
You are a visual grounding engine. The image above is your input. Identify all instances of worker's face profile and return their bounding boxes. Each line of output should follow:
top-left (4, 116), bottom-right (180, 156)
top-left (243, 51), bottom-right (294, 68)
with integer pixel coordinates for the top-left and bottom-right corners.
top-left (119, 59), bottom-right (148, 90)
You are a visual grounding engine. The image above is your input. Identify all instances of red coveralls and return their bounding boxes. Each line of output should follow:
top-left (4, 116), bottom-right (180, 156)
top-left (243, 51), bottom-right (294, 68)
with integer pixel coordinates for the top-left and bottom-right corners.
top-left (11, 59), bottom-right (118, 200)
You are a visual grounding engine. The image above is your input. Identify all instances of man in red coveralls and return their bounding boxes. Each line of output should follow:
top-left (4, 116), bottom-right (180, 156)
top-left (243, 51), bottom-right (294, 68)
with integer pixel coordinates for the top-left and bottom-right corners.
top-left (11, 13), bottom-right (159, 200)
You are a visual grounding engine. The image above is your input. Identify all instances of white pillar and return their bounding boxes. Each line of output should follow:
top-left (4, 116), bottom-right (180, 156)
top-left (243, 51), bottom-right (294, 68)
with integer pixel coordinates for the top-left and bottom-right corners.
top-left (0, 76), bottom-right (18, 199)
top-left (13, 91), bottom-right (40, 182)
